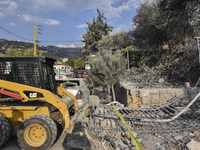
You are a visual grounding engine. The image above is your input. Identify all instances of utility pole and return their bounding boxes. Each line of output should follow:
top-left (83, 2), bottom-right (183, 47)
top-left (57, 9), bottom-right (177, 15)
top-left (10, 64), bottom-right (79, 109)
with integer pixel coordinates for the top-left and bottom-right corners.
top-left (34, 25), bottom-right (41, 56)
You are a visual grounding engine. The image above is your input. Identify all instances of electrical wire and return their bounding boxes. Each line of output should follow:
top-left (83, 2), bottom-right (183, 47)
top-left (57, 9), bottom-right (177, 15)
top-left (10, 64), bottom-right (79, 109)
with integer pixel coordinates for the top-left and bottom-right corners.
top-left (4, 0), bottom-right (83, 46)
top-left (0, 26), bottom-right (81, 44)
top-left (39, 40), bottom-right (81, 42)
top-left (0, 26), bottom-right (34, 41)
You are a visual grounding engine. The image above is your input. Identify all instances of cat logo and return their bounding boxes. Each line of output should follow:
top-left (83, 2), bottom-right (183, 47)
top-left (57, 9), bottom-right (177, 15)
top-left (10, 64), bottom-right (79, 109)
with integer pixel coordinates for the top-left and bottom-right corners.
top-left (29, 93), bottom-right (37, 98)
top-left (24, 91), bottom-right (44, 98)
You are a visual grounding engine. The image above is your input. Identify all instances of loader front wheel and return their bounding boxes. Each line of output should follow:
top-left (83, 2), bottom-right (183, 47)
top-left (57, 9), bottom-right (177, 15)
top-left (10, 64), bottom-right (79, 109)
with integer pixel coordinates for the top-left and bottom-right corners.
top-left (0, 115), bottom-right (11, 148)
top-left (17, 114), bottom-right (57, 150)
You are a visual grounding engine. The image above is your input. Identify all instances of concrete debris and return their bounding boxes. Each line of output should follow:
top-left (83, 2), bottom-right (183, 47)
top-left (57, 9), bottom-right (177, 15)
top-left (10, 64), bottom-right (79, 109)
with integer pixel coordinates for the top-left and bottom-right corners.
top-left (193, 130), bottom-right (200, 136)
top-left (174, 135), bottom-right (184, 141)
top-left (186, 139), bottom-right (200, 150)
top-left (122, 65), bottom-right (187, 88)
top-left (88, 95), bottom-right (100, 104)
top-left (87, 129), bottom-right (200, 150)
top-left (123, 65), bottom-right (173, 88)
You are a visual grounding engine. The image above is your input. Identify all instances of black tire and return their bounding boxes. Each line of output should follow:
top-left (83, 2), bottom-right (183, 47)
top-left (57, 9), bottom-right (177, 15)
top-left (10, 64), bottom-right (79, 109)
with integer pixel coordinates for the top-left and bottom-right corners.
top-left (17, 114), bottom-right (57, 150)
top-left (0, 115), bottom-right (11, 148)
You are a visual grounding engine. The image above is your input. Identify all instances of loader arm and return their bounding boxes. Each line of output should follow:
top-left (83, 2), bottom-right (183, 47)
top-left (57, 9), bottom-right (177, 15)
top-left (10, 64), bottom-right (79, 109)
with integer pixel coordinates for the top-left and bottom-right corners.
top-left (0, 79), bottom-right (71, 129)
top-left (57, 83), bottom-right (78, 111)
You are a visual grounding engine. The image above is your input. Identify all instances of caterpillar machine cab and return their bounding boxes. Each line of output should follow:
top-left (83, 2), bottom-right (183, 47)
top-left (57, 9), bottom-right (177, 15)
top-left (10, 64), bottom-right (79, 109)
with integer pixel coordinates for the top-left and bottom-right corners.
top-left (0, 57), bottom-right (78, 150)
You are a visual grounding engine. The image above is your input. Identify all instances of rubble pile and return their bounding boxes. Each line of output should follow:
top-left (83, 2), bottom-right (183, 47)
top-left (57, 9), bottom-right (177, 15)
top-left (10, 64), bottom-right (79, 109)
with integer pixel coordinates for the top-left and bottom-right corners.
top-left (121, 64), bottom-right (199, 88)
top-left (91, 129), bottom-right (200, 150)
top-left (122, 66), bottom-right (173, 88)
top-left (90, 86), bottom-right (200, 149)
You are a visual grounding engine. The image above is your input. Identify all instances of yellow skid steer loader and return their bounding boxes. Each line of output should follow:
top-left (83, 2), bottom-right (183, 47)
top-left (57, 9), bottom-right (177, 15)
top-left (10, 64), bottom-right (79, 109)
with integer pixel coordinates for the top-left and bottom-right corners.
top-left (0, 57), bottom-right (78, 150)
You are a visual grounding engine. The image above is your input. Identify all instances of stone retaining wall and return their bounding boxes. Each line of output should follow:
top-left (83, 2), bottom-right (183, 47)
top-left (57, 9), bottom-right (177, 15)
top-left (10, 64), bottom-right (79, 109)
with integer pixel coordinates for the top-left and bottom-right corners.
top-left (115, 84), bottom-right (200, 107)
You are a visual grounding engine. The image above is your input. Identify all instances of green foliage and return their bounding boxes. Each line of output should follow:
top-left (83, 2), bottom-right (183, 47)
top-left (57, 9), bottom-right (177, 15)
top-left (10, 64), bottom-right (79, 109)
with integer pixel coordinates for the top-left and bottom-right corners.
top-left (97, 31), bottom-right (132, 52)
top-left (132, 1), bottom-right (166, 48)
top-left (131, 0), bottom-right (200, 48)
top-left (82, 9), bottom-right (113, 55)
top-left (158, 0), bottom-right (200, 45)
top-left (88, 50), bottom-right (126, 86)
top-left (5, 48), bottom-right (43, 56)
top-left (129, 0), bottom-right (200, 72)
top-left (64, 56), bottom-right (89, 70)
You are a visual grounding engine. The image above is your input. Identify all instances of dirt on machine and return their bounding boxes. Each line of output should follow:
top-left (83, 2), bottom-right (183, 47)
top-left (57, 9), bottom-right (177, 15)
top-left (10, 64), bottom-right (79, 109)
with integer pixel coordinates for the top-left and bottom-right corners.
top-left (0, 56), bottom-right (79, 150)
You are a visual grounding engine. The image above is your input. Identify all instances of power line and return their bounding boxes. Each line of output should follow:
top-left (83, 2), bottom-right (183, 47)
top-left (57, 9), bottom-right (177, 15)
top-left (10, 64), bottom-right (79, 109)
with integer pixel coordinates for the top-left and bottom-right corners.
top-left (0, 26), bottom-right (34, 41)
top-left (0, 26), bottom-right (81, 44)
top-left (39, 40), bottom-right (81, 42)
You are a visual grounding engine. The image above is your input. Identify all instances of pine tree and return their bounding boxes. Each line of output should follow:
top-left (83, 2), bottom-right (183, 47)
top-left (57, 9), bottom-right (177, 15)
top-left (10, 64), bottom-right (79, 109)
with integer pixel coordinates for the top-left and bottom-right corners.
top-left (88, 50), bottom-right (126, 101)
top-left (82, 9), bottom-right (113, 55)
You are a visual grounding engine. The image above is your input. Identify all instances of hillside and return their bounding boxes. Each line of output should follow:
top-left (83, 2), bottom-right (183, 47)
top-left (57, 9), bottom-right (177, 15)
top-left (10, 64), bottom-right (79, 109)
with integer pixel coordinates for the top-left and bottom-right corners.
top-left (0, 39), bottom-right (83, 59)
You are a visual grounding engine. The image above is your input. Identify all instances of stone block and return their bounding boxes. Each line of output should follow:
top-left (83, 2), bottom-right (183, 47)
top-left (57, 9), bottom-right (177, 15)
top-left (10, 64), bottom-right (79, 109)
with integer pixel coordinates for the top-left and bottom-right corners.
top-left (128, 97), bottom-right (139, 108)
top-left (186, 139), bottom-right (200, 150)
top-left (150, 89), bottom-right (159, 95)
top-left (140, 90), bottom-right (150, 98)
top-left (130, 90), bottom-right (138, 97)
top-left (151, 94), bottom-right (160, 104)
top-left (160, 91), bottom-right (174, 103)
top-left (140, 104), bottom-right (151, 108)
top-left (141, 97), bottom-right (151, 105)
top-left (89, 95), bottom-right (100, 104)
top-left (184, 82), bottom-right (191, 88)
top-left (159, 90), bottom-right (169, 103)
top-left (174, 89), bottom-right (184, 97)
top-left (166, 89), bottom-right (176, 97)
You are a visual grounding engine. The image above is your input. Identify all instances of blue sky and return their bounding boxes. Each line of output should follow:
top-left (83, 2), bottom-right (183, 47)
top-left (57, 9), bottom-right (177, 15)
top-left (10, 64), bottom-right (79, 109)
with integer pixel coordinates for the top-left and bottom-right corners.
top-left (0, 0), bottom-right (144, 48)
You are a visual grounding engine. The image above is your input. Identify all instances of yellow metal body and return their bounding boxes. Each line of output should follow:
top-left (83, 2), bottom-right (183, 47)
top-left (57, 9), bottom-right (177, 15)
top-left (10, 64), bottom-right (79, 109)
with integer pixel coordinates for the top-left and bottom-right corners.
top-left (0, 79), bottom-right (75, 135)
top-left (57, 83), bottom-right (78, 111)
top-left (0, 106), bottom-right (49, 135)
top-left (24, 124), bottom-right (47, 147)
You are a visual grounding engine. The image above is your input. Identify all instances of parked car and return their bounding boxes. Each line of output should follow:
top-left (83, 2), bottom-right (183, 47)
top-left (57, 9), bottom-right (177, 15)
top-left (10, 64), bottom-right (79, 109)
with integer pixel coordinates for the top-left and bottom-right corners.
top-left (64, 88), bottom-right (84, 109)
top-left (74, 70), bottom-right (88, 80)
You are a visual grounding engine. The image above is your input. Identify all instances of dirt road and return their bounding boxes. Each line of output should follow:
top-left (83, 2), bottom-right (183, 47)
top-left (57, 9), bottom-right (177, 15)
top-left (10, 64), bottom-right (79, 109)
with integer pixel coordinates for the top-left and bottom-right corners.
top-left (1, 136), bottom-right (21, 150)
top-left (1, 124), bottom-right (98, 150)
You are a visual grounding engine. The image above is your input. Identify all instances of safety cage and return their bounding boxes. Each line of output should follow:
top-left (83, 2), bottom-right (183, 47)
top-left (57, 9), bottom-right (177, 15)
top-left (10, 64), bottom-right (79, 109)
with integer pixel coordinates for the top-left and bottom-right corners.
top-left (0, 57), bottom-right (57, 94)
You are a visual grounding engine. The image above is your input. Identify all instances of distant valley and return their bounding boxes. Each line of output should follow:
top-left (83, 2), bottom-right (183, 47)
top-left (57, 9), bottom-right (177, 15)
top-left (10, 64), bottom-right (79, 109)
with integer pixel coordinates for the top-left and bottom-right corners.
top-left (0, 39), bottom-right (83, 60)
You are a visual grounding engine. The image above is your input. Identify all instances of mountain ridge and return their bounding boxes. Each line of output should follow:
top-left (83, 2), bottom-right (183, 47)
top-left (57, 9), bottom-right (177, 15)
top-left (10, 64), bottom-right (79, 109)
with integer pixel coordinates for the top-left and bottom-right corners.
top-left (0, 39), bottom-right (83, 59)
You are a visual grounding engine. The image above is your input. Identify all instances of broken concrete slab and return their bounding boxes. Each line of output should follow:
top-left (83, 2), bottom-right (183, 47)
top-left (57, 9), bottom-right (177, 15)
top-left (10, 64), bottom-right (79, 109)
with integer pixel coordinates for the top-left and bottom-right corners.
top-left (186, 139), bottom-right (200, 150)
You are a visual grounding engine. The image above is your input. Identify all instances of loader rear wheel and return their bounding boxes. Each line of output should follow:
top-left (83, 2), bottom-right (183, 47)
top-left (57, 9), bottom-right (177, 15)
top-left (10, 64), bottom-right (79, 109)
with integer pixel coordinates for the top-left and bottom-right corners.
top-left (17, 114), bottom-right (57, 150)
top-left (0, 115), bottom-right (11, 148)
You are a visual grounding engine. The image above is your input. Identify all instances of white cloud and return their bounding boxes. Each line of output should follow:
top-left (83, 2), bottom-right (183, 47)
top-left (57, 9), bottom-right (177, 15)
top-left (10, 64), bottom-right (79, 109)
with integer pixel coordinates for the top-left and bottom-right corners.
top-left (0, 0), bottom-right (17, 16)
top-left (57, 44), bottom-right (76, 48)
top-left (18, 0), bottom-right (144, 18)
top-left (9, 22), bottom-right (17, 26)
top-left (77, 24), bottom-right (87, 28)
top-left (112, 24), bottom-right (130, 33)
top-left (18, 14), bottom-right (59, 25)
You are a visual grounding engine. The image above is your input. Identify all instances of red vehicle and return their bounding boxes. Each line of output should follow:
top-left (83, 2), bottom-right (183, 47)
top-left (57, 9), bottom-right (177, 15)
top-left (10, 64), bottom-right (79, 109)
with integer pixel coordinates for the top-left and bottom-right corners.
top-left (73, 70), bottom-right (88, 80)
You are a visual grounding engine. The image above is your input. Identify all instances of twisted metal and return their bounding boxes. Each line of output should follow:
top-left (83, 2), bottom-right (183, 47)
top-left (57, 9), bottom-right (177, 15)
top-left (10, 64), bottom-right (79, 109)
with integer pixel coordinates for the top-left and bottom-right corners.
top-left (88, 94), bottom-right (200, 133)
